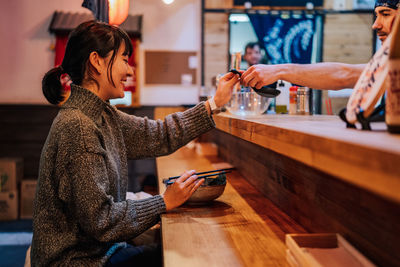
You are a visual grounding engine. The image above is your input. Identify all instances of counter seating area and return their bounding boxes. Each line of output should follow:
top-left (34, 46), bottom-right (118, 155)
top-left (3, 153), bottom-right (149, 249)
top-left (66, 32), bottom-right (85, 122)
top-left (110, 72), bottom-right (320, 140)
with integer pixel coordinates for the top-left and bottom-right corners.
top-left (2, 105), bottom-right (399, 266)
top-left (194, 113), bottom-right (400, 266)
top-left (156, 146), bottom-right (305, 267)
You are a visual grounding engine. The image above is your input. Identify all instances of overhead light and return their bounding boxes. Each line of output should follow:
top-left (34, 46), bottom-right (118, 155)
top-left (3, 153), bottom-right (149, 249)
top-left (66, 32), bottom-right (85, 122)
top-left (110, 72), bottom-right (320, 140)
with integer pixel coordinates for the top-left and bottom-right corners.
top-left (109, 0), bottom-right (129, 26)
top-left (163, 0), bottom-right (174, 4)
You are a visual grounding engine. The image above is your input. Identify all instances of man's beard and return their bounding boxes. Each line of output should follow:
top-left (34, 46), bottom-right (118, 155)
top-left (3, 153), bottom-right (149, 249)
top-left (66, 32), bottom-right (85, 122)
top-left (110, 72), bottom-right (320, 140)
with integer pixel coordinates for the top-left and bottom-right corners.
top-left (377, 31), bottom-right (388, 41)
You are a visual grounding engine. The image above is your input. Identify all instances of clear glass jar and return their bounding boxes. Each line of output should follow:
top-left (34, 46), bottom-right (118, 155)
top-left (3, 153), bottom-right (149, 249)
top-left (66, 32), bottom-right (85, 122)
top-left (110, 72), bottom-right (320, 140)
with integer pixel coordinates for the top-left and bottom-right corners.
top-left (296, 87), bottom-right (310, 115)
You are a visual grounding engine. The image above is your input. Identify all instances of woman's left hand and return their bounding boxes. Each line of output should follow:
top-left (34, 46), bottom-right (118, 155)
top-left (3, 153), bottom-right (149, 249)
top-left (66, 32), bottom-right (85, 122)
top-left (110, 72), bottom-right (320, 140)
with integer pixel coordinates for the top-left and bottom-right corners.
top-left (213, 72), bottom-right (241, 107)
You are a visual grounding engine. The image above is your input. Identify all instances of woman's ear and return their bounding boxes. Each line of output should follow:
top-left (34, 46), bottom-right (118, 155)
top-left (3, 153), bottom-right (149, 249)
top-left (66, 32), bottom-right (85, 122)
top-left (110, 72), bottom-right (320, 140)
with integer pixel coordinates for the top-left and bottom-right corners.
top-left (88, 51), bottom-right (104, 74)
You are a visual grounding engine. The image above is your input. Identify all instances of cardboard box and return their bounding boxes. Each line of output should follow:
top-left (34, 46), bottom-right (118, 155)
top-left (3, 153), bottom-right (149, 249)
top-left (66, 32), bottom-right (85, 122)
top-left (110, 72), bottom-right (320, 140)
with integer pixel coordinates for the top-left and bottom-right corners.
top-left (0, 191), bottom-right (18, 221)
top-left (20, 180), bottom-right (37, 219)
top-left (0, 157), bottom-right (23, 192)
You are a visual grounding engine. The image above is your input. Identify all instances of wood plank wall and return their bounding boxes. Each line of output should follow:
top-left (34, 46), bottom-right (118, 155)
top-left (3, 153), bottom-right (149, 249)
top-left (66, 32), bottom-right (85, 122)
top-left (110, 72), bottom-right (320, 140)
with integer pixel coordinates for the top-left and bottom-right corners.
top-left (324, 0), bottom-right (354, 10)
top-left (200, 129), bottom-right (400, 267)
top-left (323, 13), bottom-right (373, 63)
top-left (0, 105), bottom-right (59, 179)
top-left (322, 13), bottom-right (374, 114)
top-left (204, 13), bottom-right (229, 89)
top-left (205, 0), bottom-right (232, 9)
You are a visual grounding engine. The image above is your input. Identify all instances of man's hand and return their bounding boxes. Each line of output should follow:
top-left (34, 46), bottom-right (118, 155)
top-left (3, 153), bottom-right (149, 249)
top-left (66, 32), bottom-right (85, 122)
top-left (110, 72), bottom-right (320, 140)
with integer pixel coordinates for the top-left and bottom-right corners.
top-left (241, 64), bottom-right (281, 89)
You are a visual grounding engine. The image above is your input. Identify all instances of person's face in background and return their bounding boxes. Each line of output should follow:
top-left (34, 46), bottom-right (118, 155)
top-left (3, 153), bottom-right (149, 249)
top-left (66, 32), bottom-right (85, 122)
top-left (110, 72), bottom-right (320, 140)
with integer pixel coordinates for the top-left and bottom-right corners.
top-left (244, 45), bottom-right (262, 67)
top-left (372, 6), bottom-right (398, 42)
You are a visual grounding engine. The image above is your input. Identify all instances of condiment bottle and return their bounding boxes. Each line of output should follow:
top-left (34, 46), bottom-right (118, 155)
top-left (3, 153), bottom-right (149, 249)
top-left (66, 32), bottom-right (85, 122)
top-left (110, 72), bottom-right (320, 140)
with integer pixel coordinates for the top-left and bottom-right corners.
top-left (275, 80), bottom-right (291, 114)
top-left (289, 86), bottom-right (298, 115)
top-left (387, 15), bottom-right (400, 133)
top-left (296, 87), bottom-right (310, 115)
top-left (387, 60), bottom-right (400, 133)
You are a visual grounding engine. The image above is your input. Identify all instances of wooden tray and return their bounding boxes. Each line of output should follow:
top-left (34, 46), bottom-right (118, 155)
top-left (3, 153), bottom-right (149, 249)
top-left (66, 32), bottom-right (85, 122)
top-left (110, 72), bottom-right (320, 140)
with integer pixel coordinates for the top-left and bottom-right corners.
top-left (286, 234), bottom-right (376, 267)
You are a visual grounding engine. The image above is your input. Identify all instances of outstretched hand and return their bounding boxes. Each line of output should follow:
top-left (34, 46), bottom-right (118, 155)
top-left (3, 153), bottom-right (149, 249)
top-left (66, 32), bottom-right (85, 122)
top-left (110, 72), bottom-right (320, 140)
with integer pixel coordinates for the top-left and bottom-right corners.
top-left (162, 170), bottom-right (204, 211)
top-left (241, 64), bottom-right (280, 89)
top-left (213, 72), bottom-right (241, 107)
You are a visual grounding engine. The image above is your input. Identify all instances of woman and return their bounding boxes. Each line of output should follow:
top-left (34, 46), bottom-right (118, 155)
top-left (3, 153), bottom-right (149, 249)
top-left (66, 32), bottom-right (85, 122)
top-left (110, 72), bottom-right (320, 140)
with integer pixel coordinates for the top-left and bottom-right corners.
top-left (31, 21), bottom-right (239, 266)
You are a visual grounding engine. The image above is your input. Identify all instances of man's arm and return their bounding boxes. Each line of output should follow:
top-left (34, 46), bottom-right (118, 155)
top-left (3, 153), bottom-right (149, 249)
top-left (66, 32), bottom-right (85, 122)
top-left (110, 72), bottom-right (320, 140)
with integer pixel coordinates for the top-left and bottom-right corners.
top-left (241, 63), bottom-right (366, 90)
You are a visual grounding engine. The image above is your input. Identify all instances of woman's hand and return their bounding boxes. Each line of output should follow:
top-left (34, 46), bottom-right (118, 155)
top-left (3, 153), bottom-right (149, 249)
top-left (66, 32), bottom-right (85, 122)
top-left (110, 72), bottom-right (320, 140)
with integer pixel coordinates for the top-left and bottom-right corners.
top-left (213, 72), bottom-right (241, 107)
top-left (162, 170), bottom-right (204, 211)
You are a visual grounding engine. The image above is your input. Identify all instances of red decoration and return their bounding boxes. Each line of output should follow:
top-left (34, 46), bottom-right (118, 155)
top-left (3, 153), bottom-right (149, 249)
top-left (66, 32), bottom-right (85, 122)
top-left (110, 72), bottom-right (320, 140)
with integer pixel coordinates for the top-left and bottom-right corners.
top-left (55, 34), bottom-right (71, 91)
top-left (125, 38), bottom-right (137, 93)
top-left (54, 34), bottom-right (68, 67)
top-left (109, 0), bottom-right (129, 26)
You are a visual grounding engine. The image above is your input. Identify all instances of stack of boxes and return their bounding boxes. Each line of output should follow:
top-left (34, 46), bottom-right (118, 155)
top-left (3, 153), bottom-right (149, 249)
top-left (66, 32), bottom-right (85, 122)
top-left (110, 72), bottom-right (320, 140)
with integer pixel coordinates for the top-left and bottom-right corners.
top-left (0, 158), bottom-right (37, 221)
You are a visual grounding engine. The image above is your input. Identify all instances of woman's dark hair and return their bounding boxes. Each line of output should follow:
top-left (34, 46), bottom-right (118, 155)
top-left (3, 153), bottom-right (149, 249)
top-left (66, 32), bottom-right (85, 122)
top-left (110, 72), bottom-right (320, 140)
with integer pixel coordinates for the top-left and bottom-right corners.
top-left (42, 20), bottom-right (133, 105)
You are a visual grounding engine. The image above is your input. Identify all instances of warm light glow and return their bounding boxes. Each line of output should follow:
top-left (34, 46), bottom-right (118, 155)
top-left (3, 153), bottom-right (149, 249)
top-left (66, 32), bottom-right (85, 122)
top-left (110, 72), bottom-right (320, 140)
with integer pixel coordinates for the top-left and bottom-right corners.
top-left (163, 0), bottom-right (174, 4)
top-left (109, 0), bottom-right (129, 26)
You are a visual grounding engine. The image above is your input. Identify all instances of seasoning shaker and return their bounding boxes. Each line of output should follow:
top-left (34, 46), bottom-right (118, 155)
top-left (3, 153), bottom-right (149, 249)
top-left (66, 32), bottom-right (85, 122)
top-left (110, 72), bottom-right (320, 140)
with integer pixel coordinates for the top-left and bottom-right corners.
top-left (289, 86), bottom-right (298, 115)
top-left (296, 87), bottom-right (310, 115)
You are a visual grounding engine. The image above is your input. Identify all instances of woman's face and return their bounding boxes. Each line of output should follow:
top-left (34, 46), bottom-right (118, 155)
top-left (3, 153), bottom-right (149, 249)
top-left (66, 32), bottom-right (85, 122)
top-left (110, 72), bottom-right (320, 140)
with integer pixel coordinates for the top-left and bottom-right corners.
top-left (100, 43), bottom-right (133, 100)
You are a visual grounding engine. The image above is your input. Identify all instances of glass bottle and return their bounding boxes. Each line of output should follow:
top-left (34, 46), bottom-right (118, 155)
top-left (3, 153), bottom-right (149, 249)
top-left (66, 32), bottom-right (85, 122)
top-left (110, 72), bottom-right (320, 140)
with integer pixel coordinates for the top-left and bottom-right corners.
top-left (296, 87), bottom-right (310, 115)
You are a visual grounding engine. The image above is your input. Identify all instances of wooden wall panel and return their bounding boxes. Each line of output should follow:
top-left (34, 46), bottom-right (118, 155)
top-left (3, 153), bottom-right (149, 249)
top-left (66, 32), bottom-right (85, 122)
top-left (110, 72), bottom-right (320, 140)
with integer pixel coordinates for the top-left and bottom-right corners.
top-left (324, 0), bottom-right (354, 10)
top-left (204, 13), bottom-right (229, 89)
top-left (200, 129), bottom-right (400, 267)
top-left (323, 13), bottom-right (373, 63)
top-left (205, 0), bottom-right (233, 9)
top-left (0, 105), bottom-right (59, 178)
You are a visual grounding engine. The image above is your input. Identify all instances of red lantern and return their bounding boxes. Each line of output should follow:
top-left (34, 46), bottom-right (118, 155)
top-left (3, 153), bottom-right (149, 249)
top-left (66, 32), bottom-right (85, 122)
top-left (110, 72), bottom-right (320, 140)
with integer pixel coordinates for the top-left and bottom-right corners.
top-left (109, 0), bottom-right (129, 26)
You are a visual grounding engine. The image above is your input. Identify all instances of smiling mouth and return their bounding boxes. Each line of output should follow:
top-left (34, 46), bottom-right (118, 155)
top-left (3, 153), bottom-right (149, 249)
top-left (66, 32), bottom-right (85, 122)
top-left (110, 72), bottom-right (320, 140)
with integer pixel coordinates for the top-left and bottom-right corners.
top-left (377, 31), bottom-right (387, 37)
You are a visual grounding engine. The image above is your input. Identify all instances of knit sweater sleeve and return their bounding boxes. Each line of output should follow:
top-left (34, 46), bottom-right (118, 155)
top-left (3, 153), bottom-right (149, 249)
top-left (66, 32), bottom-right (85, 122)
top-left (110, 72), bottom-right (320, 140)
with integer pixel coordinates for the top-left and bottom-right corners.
top-left (65, 152), bottom-right (166, 243)
top-left (116, 102), bottom-right (215, 159)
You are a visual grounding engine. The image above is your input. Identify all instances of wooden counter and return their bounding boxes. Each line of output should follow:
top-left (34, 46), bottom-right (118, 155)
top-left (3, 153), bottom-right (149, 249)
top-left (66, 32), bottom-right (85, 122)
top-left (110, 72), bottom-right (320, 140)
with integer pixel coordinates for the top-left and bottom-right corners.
top-left (156, 147), bottom-right (305, 267)
top-left (214, 113), bottom-right (400, 204)
top-left (199, 113), bottom-right (400, 266)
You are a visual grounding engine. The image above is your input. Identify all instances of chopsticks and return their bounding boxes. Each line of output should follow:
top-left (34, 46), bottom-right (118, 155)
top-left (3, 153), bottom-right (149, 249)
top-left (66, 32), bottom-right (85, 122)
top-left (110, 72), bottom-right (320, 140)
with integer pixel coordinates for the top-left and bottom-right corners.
top-left (164, 170), bottom-right (232, 185)
top-left (325, 98), bottom-right (333, 115)
top-left (163, 167), bottom-right (235, 185)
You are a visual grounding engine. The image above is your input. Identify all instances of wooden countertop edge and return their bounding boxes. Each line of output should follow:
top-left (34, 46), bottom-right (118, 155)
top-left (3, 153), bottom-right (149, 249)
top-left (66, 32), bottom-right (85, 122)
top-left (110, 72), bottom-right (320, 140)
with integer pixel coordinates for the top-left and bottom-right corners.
top-left (214, 114), bottom-right (400, 204)
top-left (155, 148), bottom-right (305, 266)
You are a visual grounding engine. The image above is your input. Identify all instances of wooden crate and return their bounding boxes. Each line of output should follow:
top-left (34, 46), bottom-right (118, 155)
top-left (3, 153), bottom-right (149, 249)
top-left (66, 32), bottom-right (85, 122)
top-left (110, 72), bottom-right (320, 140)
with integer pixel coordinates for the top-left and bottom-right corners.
top-left (286, 233), bottom-right (376, 267)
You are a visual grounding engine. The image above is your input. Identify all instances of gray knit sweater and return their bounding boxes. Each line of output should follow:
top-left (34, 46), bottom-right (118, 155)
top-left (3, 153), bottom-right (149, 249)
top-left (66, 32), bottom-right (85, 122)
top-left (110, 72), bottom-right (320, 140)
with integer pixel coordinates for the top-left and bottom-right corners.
top-left (31, 85), bottom-right (215, 266)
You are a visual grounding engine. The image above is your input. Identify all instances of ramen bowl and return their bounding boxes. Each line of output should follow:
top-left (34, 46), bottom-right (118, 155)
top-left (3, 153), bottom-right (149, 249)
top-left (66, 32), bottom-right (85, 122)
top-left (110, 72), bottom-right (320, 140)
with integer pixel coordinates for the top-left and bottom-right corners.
top-left (186, 174), bottom-right (227, 204)
top-left (226, 91), bottom-right (271, 116)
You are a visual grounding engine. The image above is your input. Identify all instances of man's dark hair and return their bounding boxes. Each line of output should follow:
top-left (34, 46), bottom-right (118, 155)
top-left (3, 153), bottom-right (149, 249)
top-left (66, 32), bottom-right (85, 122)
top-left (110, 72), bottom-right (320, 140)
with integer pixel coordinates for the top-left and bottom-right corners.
top-left (244, 42), bottom-right (261, 53)
top-left (375, 0), bottom-right (399, 9)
